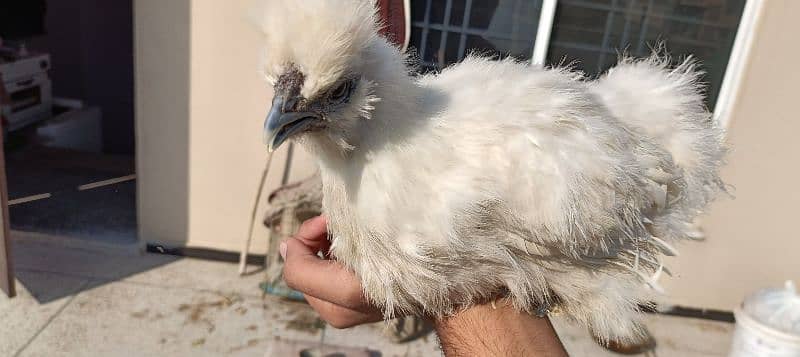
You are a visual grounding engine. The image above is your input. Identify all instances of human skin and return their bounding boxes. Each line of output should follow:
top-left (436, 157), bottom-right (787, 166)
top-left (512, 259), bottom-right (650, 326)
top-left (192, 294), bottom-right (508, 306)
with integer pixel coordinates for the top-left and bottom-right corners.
top-left (281, 216), bottom-right (568, 356)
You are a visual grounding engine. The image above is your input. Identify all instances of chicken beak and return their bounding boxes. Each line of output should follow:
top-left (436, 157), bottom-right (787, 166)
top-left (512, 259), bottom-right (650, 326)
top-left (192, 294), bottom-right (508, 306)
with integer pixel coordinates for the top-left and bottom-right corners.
top-left (264, 95), bottom-right (319, 152)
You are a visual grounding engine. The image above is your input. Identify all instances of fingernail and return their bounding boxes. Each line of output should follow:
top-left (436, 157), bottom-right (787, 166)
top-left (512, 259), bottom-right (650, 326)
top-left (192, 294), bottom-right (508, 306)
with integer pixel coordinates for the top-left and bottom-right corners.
top-left (279, 242), bottom-right (287, 260)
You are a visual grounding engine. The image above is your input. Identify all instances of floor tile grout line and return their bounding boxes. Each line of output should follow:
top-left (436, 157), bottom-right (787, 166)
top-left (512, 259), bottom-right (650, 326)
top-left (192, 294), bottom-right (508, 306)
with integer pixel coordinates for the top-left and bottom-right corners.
top-left (14, 267), bottom-right (267, 299)
top-left (319, 325), bottom-right (422, 356)
top-left (12, 279), bottom-right (91, 357)
top-left (320, 323), bottom-right (327, 346)
top-left (98, 277), bottom-right (268, 300)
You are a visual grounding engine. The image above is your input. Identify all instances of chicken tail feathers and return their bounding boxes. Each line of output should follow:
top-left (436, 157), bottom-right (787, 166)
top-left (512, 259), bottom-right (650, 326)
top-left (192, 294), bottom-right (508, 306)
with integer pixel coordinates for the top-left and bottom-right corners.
top-left (592, 53), bottom-right (727, 222)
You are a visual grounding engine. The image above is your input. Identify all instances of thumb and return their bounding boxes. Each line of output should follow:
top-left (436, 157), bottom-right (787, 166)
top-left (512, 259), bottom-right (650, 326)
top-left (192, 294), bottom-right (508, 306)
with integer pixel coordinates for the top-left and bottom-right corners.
top-left (292, 215), bottom-right (331, 255)
top-left (280, 235), bottom-right (314, 260)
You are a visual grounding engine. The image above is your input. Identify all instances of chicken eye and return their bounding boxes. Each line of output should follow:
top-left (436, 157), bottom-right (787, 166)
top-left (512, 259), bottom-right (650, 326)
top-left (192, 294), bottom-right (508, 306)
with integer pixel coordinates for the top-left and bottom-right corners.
top-left (329, 80), bottom-right (352, 103)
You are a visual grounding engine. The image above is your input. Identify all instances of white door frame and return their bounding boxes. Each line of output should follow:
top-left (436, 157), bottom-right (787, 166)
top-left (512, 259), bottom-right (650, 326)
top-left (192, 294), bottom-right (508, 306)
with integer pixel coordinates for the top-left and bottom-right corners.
top-left (531, 0), bottom-right (557, 66)
top-left (713, 0), bottom-right (765, 128)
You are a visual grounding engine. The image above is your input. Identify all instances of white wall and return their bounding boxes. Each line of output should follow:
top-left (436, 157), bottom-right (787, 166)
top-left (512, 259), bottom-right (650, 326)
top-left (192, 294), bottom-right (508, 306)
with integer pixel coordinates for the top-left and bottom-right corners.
top-left (134, 0), bottom-right (191, 247)
top-left (186, 0), bottom-right (316, 253)
top-left (136, 0), bottom-right (317, 253)
top-left (664, 0), bottom-right (800, 310)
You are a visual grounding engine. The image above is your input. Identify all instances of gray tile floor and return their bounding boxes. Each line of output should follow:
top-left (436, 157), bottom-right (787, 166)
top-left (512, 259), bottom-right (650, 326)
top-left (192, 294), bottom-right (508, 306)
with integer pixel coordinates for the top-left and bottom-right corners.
top-left (5, 148), bottom-right (137, 246)
top-left (1, 234), bottom-right (736, 357)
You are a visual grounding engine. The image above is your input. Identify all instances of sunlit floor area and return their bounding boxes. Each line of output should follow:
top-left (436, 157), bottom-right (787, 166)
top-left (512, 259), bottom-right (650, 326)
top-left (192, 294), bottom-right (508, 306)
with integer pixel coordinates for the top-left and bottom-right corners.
top-left (1, 235), bottom-right (735, 357)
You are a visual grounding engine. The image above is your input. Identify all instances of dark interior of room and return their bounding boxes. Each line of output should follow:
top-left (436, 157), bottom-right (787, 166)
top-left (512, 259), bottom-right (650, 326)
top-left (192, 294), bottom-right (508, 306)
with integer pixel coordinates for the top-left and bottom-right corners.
top-left (1, 0), bottom-right (137, 246)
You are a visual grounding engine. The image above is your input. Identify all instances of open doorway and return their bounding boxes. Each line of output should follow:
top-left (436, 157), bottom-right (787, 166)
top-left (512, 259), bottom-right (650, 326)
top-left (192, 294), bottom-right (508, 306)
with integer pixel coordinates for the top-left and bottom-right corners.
top-left (1, 1), bottom-right (137, 250)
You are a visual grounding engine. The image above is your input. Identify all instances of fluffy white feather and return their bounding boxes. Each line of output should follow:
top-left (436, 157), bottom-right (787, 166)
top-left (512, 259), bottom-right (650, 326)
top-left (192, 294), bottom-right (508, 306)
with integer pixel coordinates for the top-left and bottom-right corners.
top-left (254, 0), bottom-right (726, 342)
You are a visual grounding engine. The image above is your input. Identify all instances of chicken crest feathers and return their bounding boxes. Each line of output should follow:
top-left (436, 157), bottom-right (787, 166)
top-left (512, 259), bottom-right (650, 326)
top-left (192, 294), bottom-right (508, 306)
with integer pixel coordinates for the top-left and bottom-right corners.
top-left (251, 0), bottom-right (382, 99)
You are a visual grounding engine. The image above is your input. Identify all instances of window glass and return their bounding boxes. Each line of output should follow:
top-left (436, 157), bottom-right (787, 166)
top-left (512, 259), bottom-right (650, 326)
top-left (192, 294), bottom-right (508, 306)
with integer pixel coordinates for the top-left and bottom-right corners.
top-left (410, 0), bottom-right (543, 70)
top-left (408, 0), bottom-right (746, 109)
top-left (548, 0), bottom-right (747, 107)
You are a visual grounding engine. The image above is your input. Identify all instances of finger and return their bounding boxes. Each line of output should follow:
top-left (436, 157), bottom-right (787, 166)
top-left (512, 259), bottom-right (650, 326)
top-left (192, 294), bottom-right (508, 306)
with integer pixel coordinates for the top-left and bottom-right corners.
top-left (293, 215), bottom-right (331, 253)
top-left (305, 294), bottom-right (383, 329)
top-left (281, 238), bottom-right (368, 310)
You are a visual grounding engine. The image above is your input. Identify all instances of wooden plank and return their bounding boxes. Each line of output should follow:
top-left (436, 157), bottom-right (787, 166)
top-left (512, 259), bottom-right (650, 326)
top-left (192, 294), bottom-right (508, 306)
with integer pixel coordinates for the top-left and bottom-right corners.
top-left (0, 73), bottom-right (16, 297)
top-left (77, 174), bottom-right (137, 191)
top-left (7, 174), bottom-right (136, 207)
top-left (8, 193), bottom-right (52, 206)
top-left (377, 0), bottom-right (408, 48)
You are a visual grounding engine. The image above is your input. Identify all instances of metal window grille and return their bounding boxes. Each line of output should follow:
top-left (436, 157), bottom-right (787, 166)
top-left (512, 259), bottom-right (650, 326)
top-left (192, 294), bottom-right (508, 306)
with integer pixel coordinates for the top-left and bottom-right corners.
top-left (410, 0), bottom-right (746, 107)
top-left (548, 0), bottom-right (746, 107)
top-left (410, 0), bottom-right (544, 71)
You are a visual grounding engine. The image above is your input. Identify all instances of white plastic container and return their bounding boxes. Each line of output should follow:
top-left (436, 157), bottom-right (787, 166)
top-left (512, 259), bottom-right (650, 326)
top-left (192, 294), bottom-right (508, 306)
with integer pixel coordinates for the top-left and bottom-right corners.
top-left (730, 281), bottom-right (800, 357)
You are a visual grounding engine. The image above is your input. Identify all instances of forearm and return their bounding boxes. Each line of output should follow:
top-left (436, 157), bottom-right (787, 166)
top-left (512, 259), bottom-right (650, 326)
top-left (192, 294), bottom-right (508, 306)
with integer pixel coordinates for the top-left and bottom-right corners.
top-left (434, 301), bottom-right (568, 357)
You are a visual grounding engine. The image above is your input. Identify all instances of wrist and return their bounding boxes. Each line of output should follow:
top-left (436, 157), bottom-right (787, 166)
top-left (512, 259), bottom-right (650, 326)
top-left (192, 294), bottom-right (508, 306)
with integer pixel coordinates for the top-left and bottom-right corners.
top-left (433, 300), bottom-right (567, 357)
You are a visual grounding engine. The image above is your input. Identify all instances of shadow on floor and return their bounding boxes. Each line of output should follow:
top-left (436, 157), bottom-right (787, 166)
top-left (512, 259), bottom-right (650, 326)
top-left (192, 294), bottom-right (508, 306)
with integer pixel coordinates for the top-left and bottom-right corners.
top-left (11, 234), bottom-right (180, 304)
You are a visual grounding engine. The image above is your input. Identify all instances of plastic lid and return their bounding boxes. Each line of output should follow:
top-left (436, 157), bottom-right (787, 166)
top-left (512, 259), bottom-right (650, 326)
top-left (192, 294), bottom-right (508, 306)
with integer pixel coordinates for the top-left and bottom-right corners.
top-left (742, 281), bottom-right (800, 336)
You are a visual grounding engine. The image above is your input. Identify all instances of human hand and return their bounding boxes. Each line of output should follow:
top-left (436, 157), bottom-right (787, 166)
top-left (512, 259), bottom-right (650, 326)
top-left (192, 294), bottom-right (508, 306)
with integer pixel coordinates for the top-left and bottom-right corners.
top-left (281, 216), bottom-right (568, 357)
top-left (280, 215), bottom-right (384, 328)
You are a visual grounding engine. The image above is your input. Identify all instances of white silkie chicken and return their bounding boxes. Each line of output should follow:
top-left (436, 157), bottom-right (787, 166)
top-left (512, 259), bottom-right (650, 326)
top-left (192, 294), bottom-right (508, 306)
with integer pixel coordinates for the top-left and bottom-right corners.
top-left (254, 0), bottom-right (726, 341)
